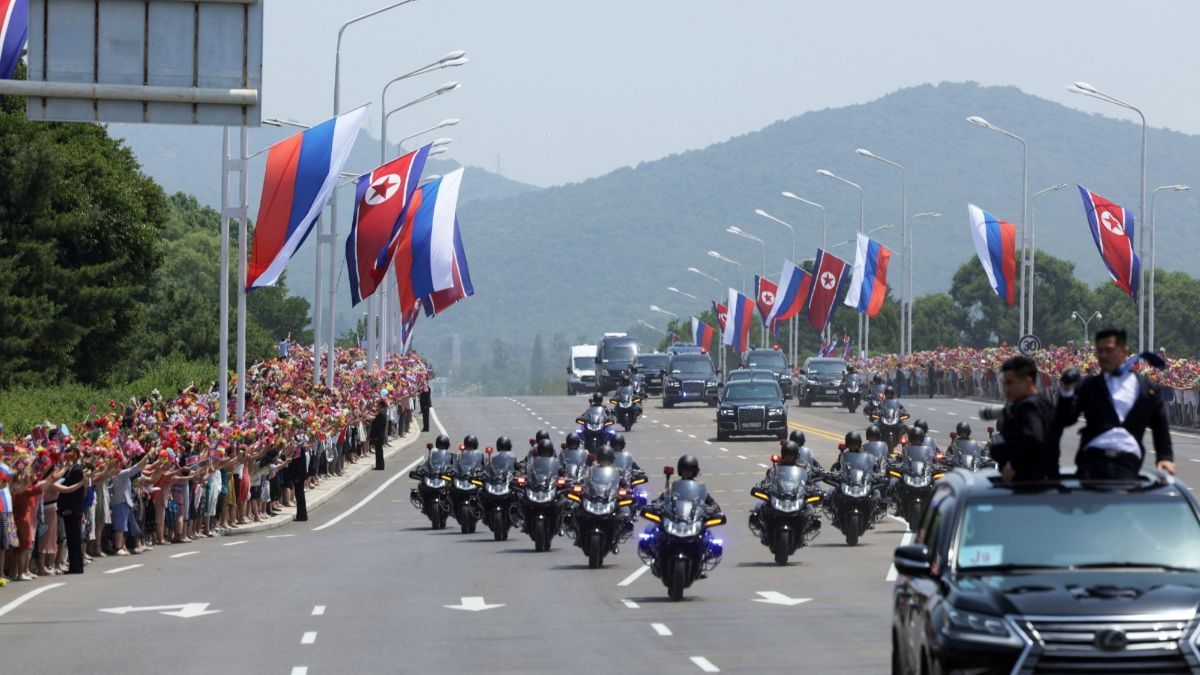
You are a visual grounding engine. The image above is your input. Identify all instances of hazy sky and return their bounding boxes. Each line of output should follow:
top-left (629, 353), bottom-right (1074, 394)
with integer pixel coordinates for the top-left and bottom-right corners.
top-left (263, 0), bottom-right (1200, 187)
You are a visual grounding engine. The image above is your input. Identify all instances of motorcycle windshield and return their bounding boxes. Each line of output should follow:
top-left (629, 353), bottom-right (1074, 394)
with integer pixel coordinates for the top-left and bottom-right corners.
top-left (561, 449), bottom-right (588, 479)
top-left (584, 407), bottom-right (606, 430)
top-left (840, 452), bottom-right (875, 485)
top-left (528, 457), bottom-right (561, 487)
top-left (880, 401), bottom-right (902, 425)
top-left (456, 451), bottom-right (484, 474)
top-left (585, 467), bottom-right (621, 500)
top-left (428, 450), bottom-right (454, 473)
top-left (666, 480), bottom-right (708, 523)
top-left (863, 441), bottom-right (889, 464)
top-left (956, 441), bottom-right (984, 466)
top-left (611, 453), bottom-right (634, 473)
top-left (771, 465), bottom-right (807, 497)
top-left (616, 386), bottom-right (635, 403)
top-left (904, 444), bottom-right (934, 464)
top-left (487, 454), bottom-right (515, 479)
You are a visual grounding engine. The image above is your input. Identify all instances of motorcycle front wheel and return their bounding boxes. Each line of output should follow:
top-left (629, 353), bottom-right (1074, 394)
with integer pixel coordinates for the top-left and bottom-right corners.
top-left (532, 518), bottom-right (547, 552)
top-left (588, 531), bottom-right (605, 569)
top-left (668, 560), bottom-right (687, 601)
top-left (845, 513), bottom-right (861, 546)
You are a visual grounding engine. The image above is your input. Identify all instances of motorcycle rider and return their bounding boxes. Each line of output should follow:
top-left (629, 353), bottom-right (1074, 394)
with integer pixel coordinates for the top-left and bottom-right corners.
top-left (865, 424), bottom-right (882, 443)
top-left (563, 431), bottom-right (583, 452)
top-left (413, 434), bottom-right (453, 476)
top-left (611, 433), bottom-right (641, 471)
top-left (615, 371), bottom-right (644, 419)
top-left (748, 440), bottom-right (808, 535)
top-left (655, 455), bottom-right (721, 514)
top-left (520, 430), bottom-right (553, 470)
top-left (788, 430), bottom-right (820, 470)
top-left (487, 436), bottom-right (515, 475)
top-left (830, 431), bottom-right (863, 471)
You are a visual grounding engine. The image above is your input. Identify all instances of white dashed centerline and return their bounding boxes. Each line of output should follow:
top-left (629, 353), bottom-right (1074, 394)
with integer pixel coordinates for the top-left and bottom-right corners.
top-left (312, 605), bottom-right (326, 616)
top-left (621, 599), bottom-right (639, 609)
top-left (719, 447), bottom-right (729, 453)
top-left (737, 455), bottom-right (747, 460)
top-left (223, 541), bottom-right (247, 547)
top-left (290, 668), bottom-right (308, 675)
top-left (652, 622), bottom-right (673, 636)
top-left (300, 632), bottom-right (317, 645)
top-left (170, 551), bottom-right (199, 559)
top-left (104, 564), bottom-right (142, 575)
top-left (688, 434), bottom-right (697, 439)
top-left (691, 656), bottom-right (721, 672)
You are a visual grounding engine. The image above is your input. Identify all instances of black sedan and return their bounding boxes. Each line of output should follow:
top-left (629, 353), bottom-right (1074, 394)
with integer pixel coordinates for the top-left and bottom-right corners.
top-left (716, 380), bottom-right (788, 441)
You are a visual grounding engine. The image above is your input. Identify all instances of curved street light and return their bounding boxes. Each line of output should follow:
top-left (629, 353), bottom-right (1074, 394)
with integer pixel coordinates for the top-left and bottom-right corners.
top-left (667, 286), bottom-right (699, 301)
top-left (707, 250), bottom-right (745, 294)
top-left (1149, 184), bottom-right (1189, 349)
top-left (1071, 310), bottom-right (1103, 344)
top-left (649, 304), bottom-right (679, 319)
top-left (781, 192), bottom-right (826, 249)
top-left (856, 148), bottom-right (909, 353)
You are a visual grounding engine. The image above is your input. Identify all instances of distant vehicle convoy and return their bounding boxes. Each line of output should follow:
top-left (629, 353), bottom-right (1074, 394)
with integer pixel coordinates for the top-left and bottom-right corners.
top-left (594, 334), bottom-right (639, 394)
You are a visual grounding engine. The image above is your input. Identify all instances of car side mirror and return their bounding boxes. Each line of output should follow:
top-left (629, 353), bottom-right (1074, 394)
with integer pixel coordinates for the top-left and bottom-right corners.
top-left (893, 543), bottom-right (933, 577)
top-left (567, 366), bottom-right (572, 373)
top-left (594, 357), bottom-right (601, 365)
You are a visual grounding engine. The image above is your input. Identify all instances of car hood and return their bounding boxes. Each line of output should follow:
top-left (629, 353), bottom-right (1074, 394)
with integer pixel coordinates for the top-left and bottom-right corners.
top-left (951, 571), bottom-right (1200, 618)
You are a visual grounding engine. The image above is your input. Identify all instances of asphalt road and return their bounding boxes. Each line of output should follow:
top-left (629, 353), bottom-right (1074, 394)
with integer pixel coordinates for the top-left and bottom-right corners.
top-left (4, 393), bottom-right (1199, 674)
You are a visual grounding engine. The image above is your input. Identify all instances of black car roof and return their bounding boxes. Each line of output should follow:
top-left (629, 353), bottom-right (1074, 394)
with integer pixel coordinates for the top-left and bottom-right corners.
top-left (729, 368), bottom-right (775, 379)
top-left (670, 354), bottom-right (712, 362)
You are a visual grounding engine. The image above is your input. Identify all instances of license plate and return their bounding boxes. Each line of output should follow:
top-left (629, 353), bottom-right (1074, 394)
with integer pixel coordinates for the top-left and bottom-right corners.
top-left (742, 423), bottom-right (762, 430)
top-left (826, 388), bottom-right (839, 395)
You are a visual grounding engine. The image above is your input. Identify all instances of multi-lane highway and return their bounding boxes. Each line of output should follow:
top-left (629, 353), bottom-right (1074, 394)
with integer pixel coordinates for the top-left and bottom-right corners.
top-left (4, 393), bottom-right (1199, 674)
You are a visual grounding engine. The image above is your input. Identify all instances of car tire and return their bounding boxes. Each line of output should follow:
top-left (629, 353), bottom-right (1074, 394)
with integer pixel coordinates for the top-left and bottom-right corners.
top-left (717, 431), bottom-right (729, 442)
top-left (663, 399), bottom-right (674, 409)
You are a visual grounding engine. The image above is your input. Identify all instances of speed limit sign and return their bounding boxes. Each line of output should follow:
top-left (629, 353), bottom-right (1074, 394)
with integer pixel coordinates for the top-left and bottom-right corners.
top-left (1018, 334), bottom-right (1041, 355)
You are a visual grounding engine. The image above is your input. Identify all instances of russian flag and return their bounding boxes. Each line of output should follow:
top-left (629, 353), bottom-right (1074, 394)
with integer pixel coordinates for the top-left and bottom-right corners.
top-left (722, 289), bottom-right (756, 352)
top-left (691, 316), bottom-right (715, 352)
top-left (765, 260), bottom-right (812, 327)
top-left (1078, 185), bottom-right (1139, 300)
top-left (393, 168), bottom-right (465, 310)
top-left (844, 233), bottom-right (892, 318)
top-left (247, 107), bottom-right (367, 290)
top-left (805, 249), bottom-right (850, 331)
top-left (0, 0), bottom-right (27, 80)
top-left (967, 204), bottom-right (1017, 306)
top-left (420, 217), bottom-right (474, 318)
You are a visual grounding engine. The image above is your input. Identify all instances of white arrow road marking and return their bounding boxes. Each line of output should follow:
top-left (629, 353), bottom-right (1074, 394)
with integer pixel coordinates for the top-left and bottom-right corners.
top-left (170, 551), bottom-right (199, 559)
top-left (618, 564), bottom-right (651, 587)
top-left (99, 603), bottom-right (220, 618)
top-left (104, 564), bottom-right (143, 574)
top-left (621, 599), bottom-right (639, 609)
top-left (444, 596), bottom-right (504, 612)
top-left (300, 632), bottom-right (317, 645)
top-left (0, 582), bottom-right (65, 618)
top-left (691, 656), bottom-right (720, 672)
top-left (886, 531), bottom-right (916, 582)
top-left (652, 622), bottom-right (673, 636)
top-left (752, 591), bottom-right (812, 606)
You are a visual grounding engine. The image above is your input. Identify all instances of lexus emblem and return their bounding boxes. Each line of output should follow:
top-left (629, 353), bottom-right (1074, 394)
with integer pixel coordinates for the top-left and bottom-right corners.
top-left (1094, 628), bottom-right (1128, 651)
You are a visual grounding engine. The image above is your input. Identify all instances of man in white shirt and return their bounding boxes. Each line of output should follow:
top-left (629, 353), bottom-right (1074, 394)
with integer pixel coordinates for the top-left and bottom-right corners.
top-left (1057, 327), bottom-right (1174, 480)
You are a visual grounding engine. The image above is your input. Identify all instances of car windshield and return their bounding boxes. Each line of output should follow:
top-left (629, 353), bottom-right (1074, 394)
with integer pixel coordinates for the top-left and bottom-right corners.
top-left (955, 494), bottom-right (1200, 572)
top-left (805, 361), bottom-right (845, 375)
top-left (602, 344), bottom-right (637, 363)
top-left (747, 352), bottom-right (786, 369)
top-left (573, 356), bottom-right (594, 370)
top-left (723, 383), bottom-right (780, 401)
top-left (636, 355), bottom-right (669, 370)
top-left (671, 360), bottom-right (713, 375)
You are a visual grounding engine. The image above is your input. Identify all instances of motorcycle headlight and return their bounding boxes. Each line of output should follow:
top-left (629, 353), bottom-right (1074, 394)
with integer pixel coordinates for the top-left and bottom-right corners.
top-left (587, 422), bottom-right (602, 431)
top-left (940, 608), bottom-right (1022, 647)
top-left (840, 483), bottom-right (869, 498)
top-left (583, 499), bottom-right (616, 515)
top-left (664, 519), bottom-right (703, 538)
top-left (527, 488), bottom-right (555, 503)
top-left (770, 496), bottom-right (801, 513)
top-left (454, 478), bottom-right (475, 490)
top-left (424, 476), bottom-right (446, 489)
top-left (485, 482), bottom-right (510, 496)
top-left (719, 408), bottom-right (736, 417)
top-left (903, 474), bottom-right (931, 488)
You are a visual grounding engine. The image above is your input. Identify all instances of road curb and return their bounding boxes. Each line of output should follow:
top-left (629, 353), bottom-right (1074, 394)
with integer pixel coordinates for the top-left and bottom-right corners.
top-left (224, 428), bottom-right (422, 536)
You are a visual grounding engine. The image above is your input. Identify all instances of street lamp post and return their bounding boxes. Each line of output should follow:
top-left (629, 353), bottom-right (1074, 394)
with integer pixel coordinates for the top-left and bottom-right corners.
top-left (780, 193), bottom-right (826, 249)
top-left (707, 250), bottom-right (745, 294)
top-left (856, 148), bottom-right (907, 354)
top-left (1029, 184), bottom-right (1069, 339)
top-left (1071, 310), bottom-right (1103, 344)
top-left (906, 212), bottom-right (940, 352)
top-left (727, 226), bottom-right (768, 347)
top-left (638, 319), bottom-right (666, 335)
top-left (967, 115), bottom-right (1028, 344)
top-left (1149, 184), bottom-right (1189, 350)
top-left (1069, 82), bottom-right (1147, 352)
top-left (818, 169), bottom-right (865, 357)
top-left (667, 286), bottom-right (699, 302)
top-left (687, 266), bottom-right (726, 374)
top-left (755, 208), bottom-right (800, 363)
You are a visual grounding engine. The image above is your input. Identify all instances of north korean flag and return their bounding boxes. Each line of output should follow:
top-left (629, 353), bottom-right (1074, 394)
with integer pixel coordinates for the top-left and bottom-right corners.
top-left (712, 301), bottom-right (728, 332)
top-left (1079, 185), bottom-right (1139, 300)
top-left (804, 248), bottom-right (850, 331)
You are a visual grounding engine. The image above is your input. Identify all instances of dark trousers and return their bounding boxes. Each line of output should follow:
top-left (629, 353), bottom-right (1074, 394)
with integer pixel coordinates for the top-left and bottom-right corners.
top-left (292, 479), bottom-right (307, 521)
top-left (421, 407), bottom-right (431, 432)
top-left (374, 439), bottom-right (385, 470)
top-left (1075, 448), bottom-right (1143, 481)
top-left (63, 513), bottom-right (84, 573)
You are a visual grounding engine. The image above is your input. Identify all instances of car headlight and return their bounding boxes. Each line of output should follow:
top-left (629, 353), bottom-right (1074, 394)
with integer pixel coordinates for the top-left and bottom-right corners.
top-left (664, 519), bottom-right (702, 538)
top-left (485, 482), bottom-right (510, 496)
top-left (667, 381), bottom-right (681, 388)
top-left (840, 483), bottom-right (869, 498)
top-left (941, 608), bottom-right (1022, 647)
top-left (719, 408), bottom-right (736, 417)
top-left (583, 499), bottom-right (615, 515)
top-left (424, 476), bottom-right (446, 488)
top-left (767, 407), bottom-right (784, 416)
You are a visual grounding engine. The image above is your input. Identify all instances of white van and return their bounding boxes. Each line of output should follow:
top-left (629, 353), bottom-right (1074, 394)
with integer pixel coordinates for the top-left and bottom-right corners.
top-left (568, 345), bottom-right (597, 395)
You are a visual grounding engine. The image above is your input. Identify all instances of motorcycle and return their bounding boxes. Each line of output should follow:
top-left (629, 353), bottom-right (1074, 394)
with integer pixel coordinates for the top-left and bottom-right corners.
top-left (479, 448), bottom-right (518, 541)
top-left (840, 373), bottom-right (862, 414)
top-left (820, 451), bottom-right (885, 546)
top-left (409, 443), bottom-right (455, 529)
top-left (886, 443), bottom-right (946, 531)
top-left (566, 466), bottom-right (636, 568)
top-left (948, 435), bottom-right (992, 472)
top-left (515, 455), bottom-right (568, 552)
top-left (869, 399), bottom-right (910, 451)
top-left (862, 440), bottom-right (894, 524)
top-left (576, 406), bottom-right (617, 452)
top-left (610, 385), bottom-right (643, 432)
top-left (638, 467), bottom-right (726, 601)
top-left (749, 460), bottom-right (823, 565)
top-left (862, 383), bottom-right (888, 418)
top-left (558, 445), bottom-right (591, 535)
top-left (446, 447), bottom-right (485, 534)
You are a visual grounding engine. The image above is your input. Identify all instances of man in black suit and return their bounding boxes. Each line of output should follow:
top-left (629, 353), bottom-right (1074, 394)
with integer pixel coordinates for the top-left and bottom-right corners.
top-left (419, 383), bottom-right (432, 432)
top-left (1056, 327), bottom-right (1174, 480)
top-left (989, 355), bottom-right (1059, 482)
top-left (370, 399), bottom-right (388, 471)
top-left (58, 463), bottom-right (88, 574)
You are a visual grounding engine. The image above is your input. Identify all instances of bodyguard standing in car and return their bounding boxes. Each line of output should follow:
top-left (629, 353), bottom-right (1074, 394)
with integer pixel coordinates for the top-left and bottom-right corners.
top-left (989, 355), bottom-right (1059, 482)
top-left (1056, 327), bottom-right (1174, 479)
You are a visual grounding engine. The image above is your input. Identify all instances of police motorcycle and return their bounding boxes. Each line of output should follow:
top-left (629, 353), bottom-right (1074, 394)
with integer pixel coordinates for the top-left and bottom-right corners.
top-left (862, 439), bottom-right (894, 525)
top-left (748, 451), bottom-right (824, 565)
top-left (945, 422), bottom-right (994, 472)
top-left (480, 439), bottom-right (519, 541)
top-left (576, 400), bottom-right (617, 452)
top-left (409, 436), bottom-right (455, 529)
top-left (840, 369), bottom-right (863, 414)
top-left (445, 436), bottom-right (486, 534)
top-left (862, 380), bottom-right (888, 418)
top-left (566, 448), bottom-right (637, 568)
top-left (557, 435), bottom-right (591, 535)
top-left (638, 459), bottom-right (726, 602)
top-left (514, 440), bottom-right (569, 552)
top-left (819, 448), bottom-right (887, 546)
top-left (868, 396), bottom-right (910, 451)
top-left (610, 383), bottom-right (643, 432)
top-left (885, 441), bottom-right (947, 531)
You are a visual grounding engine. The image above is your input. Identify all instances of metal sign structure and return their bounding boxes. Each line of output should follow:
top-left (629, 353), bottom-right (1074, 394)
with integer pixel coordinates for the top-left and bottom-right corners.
top-left (9, 0), bottom-right (262, 126)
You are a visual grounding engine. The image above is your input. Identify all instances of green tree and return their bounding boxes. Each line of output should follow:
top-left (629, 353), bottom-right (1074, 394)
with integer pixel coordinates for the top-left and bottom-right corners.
top-left (910, 293), bottom-right (965, 350)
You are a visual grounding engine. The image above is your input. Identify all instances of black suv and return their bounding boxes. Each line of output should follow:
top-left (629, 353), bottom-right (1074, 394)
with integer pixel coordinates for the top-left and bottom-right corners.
top-left (796, 357), bottom-right (847, 406)
top-left (634, 353), bottom-right (670, 396)
top-left (741, 348), bottom-right (793, 399)
top-left (662, 353), bottom-right (719, 408)
top-left (891, 468), bottom-right (1200, 675)
top-left (716, 379), bottom-right (787, 441)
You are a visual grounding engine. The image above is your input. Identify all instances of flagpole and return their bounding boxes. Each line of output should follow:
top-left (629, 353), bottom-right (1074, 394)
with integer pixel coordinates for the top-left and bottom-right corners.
top-left (236, 126), bottom-right (249, 417)
top-left (218, 129), bottom-right (231, 422)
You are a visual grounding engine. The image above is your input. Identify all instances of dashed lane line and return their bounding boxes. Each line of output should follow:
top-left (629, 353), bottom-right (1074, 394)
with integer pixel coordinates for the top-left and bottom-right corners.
top-left (104, 564), bottom-right (142, 575)
top-left (621, 599), bottom-right (639, 609)
top-left (170, 551), bottom-right (199, 559)
top-left (652, 623), bottom-right (673, 636)
top-left (312, 605), bottom-right (325, 616)
top-left (691, 656), bottom-right (720, 672)
top-left (618, 564), bottom-right (651, 587)
top-left (300, 632), bottom-right (317, 645)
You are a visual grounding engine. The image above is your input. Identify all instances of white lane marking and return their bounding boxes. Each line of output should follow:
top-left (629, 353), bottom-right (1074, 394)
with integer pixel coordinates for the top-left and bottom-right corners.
top-left (720, 447), bottom-right (729, 452)
top-left (105, 564), bottom-right (143, 575)
top-left (267, 534), bottom-right (295, 539)
top-left (947, 412), bottom-right (957, 416)
top-left (886, 531), bottom-right (916, 581)
top-left (312, 455), bottom-right (425, 532)
top-left (432, 408), bottom-right (449, 436)
top-left (312, 605), bottom-right (326, 616)
top-left (621, 599), bottom-right (639, 609)
top-left (928, 408), bottom-right (937, 412)
top-left (758, 463), bottom-right (769, 468)
top-left (223, 541), bottom-right (247, 547)
top-left (650, 419), bottom-right (659, 424)
top-left (170, 551), bottom-right (199, 559)
top-left (704, 441), bottom-right (712, 445)
top-left (691, 656), bottom-right (721, 672)
top-left (688, 434), bottom-right (697, 439)
top-left (290, 668), bottom-right (308, 675)
top-left (300, 632), bottom-right (317, 645)
top-left (1191, 459), bottom-right (1200, 463)
top-left (652, 622), bottom-right (673, 636)
top-left (737, 455), bottom-right (747, 460)
top-left (618, 564), bottom-right (651, 587)
top-left (0, 582), bottom-right (66, 618)
top-left (662, 423), bottom-right (671, 428)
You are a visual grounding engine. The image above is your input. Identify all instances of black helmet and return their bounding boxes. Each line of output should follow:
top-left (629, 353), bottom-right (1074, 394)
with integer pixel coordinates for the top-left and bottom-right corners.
top-left (535, 429), bottom-right (551, 443)
top-left (595, 444), bottom-right (615, 466)
top-left (677, 454), bottom-right (700, 479)
top-left (844, 431), bottom-right (862, 449)
top-left (912, 419), bottom-right (929, 434)
top-left (536, 438), bottom-right (556, 457)
top-left (780, 441), bottom-right (800, 462)
top-left (955, 421), bottom-right (972, 438)
top-left (495, 436), bottom-right (513, 452)
top-left (611, 432), bottom-right (626, 450)
top-left (435, 434), bottom-right (451, 450)
top-left (873, 374), bottom-right (883, 384)
top-left (908, 426), bottom-right (927, 445)
top-left (846, 365), bottom-right (856, 373)
top-left (865, 424), bottom-right (882, 442)
top-left (788, 430), bottom-right (806, 447)
top-left (884, 385), bottom-right (896, 398)
top-left (589, 392), bottom-right (604, 406)
top-left (564, 431), bottom-right (582, 449)
top-left (462, 434), bottom-right (479, 450)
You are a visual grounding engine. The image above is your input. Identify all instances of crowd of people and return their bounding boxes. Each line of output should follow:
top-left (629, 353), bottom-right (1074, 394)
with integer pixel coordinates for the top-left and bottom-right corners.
top-left (0, 346), bottom-right (431, 587)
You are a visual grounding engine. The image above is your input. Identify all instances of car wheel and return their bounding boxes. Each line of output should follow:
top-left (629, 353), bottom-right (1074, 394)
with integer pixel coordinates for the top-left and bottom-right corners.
top-left (717, 431), bottom-right (729, 441)
top-left (663, 399), bottom-right (674, 409)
